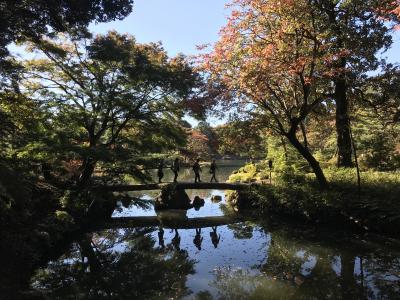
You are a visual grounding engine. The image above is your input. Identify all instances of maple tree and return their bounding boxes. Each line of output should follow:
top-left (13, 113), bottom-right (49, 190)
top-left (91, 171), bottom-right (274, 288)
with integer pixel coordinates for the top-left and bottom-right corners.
top-left (203, 0), bottom-right (338, 186)
top-left (203, 0), bottom-right (400, 185)
top-left (186, 129), bottom-right (211, 159)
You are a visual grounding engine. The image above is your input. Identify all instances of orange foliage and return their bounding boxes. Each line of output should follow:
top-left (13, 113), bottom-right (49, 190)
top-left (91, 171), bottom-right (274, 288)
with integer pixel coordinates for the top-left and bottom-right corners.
top-left (190, 130), bottom-right (208, 142)
top-left (201, 0), bottom-right (337, 134)
top-left (200, 0), bottom-right (400, 134)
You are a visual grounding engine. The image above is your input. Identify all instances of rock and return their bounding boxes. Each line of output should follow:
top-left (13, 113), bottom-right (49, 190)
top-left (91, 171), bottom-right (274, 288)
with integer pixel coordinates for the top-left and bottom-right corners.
top-left (192, 196), bottom-right (205, 211)
top-left (121, 198), bottom-right (131, 208)
top-left (155, 185), bottom-right (192, 210)
top-left (211, 195), bottom-right (222, 203)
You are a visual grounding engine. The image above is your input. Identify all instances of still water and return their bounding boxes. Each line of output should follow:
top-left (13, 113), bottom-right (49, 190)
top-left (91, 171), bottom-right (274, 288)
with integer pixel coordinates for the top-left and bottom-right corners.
top-left (30, 161), bottom-right (400, 299)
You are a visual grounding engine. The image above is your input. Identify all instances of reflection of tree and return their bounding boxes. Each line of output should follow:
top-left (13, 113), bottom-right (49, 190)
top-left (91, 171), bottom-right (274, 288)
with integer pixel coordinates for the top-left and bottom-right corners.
top-left (359, 254), bottom-right (400, 299)
top-left (227, 221), bottom-right (254, 239)
top-left (31, 228), bottom-right (195, 299)
top-left (194, 290), bottom-right (213, 300)
top-left (259, 224), bottom-right (400, 299)
top-left (260, 226), bottom-right (358, 299)
top-left (208, 223), bottom-right (400, 299)
top-left (211, 266), bottom-right (296, 300)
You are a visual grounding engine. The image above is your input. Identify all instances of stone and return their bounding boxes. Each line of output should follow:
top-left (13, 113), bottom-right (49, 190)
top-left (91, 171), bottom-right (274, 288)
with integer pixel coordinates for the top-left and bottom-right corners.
top-left (192, 196), bottom-right (205, 210)
top-left (211, 195), bottom-right (222, 203)
top-left (155, 185), bottom-right (192, 210)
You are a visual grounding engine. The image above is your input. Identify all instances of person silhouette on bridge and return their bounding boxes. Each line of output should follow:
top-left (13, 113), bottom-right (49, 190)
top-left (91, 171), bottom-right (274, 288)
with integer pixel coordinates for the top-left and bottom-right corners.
top-left (210, 226), bottom-right (221, 248)
top-left (209, 159), bottom-right (218, 182)
top-left (172, 229), bottom-right (181, 250)
top-left (192, 158), bottom-right (202, 183)
top-left (172, 158), bottom-right (180, 182)
top-left (157, 160), bottom-right (164, 183)
top-left (158, 227), bottom-right (165, 249)
top-left (193, 228), bottom-right (203, 250)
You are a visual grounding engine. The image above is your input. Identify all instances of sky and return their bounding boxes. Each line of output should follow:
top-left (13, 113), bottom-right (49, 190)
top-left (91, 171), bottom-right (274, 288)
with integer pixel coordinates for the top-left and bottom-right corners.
top-left (89, 0), bottom-right (400, 64)
top-left (89, 0), bottom-right (231, 57)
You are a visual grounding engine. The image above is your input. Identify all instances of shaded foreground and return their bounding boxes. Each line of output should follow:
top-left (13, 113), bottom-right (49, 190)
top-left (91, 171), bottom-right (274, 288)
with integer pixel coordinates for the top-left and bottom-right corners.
top-left (3, 189), bottom-right (399, 300)
top-left (28, 213), bottom-right (400, 299)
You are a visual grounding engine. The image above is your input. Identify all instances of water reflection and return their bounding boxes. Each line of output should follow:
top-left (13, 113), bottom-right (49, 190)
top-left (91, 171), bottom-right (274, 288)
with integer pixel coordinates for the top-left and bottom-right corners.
top-left (172, 229), bottom-right (181, 251)
top-left (210, 226), bottom-right (221, 249)
top-left (31, 228), bottom-right (195, 299)
top-left (26, 161), bottom-right (400, 299)
top-left (205, 223), bottom-right (400, 300)
top-left (158, 226), bottom-right (165, 249)
top-left (194, 228), bottom-right (203, 250)
top-left (30, 218), bottom-right (400, 299)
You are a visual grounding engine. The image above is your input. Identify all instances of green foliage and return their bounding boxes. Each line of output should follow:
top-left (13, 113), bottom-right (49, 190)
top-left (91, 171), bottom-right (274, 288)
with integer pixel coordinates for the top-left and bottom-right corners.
top-left (215, 120), bottom-right (266, 159)
top-left (227, 162), bottom-right (400, 235)
top-left (55, 210), bottom-right (74, 224)
top-left (265, 136), bottom-right (309, 174)
top-left (0, 0), bottom-right (134, 60)
top-left (17, 32), bottom-right (199, 186)
top-left (352, 118), bottom-right (400, 171)
top-left (228, 163), bottom-right (258, 183)
top-left (60, 190), bottom-right (87, 213)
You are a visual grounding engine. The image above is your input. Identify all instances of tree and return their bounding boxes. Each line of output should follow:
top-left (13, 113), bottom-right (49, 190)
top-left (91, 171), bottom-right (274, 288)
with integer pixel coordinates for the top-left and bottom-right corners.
top-left (215, 120), bottom-right (265, 159)
top-left (203, 0), bottom-right (337, 186)
top-left (358, 65), bottom-right (400, 125)
top-left (185, 129), bottom-right (211, 159)
top-left (0, 0), bottom-right (133, 62)
top-left (22, 32), bottom-right (199, 188)
top-left (196, 121), bottom-right (219, 156)
top-left (0, 0), bottom-right (135, 179)
top-left (307, 0), bottom-right (400, 167)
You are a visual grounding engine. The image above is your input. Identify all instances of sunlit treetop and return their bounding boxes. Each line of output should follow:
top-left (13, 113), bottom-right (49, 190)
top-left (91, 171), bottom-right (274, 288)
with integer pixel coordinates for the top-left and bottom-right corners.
top-left (0, 0), bottom-right (134, 60)
top-left (202, 0), bottom-right (400, 112)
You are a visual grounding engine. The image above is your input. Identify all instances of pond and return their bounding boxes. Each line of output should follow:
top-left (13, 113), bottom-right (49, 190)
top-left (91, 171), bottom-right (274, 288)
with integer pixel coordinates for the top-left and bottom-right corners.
top-left (27, 161), bottom-right (400, 299)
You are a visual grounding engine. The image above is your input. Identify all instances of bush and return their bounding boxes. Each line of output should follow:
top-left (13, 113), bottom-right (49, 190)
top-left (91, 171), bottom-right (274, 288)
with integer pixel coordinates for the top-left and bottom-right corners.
top-left (228, 163), bottom-right (258, 183)
top-left (227, 162), bottom-right (400, 236)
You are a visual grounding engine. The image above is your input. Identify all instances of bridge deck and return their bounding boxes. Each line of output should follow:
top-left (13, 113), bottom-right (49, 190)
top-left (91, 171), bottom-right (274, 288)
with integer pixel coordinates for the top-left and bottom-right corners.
top-left (94, 181), bottom-right (257, 192)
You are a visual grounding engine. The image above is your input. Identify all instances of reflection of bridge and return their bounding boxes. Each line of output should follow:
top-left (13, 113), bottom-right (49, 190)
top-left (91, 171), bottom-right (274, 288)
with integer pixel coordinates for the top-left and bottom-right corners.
top-left (101, 215), bottom-right (241, 230)
top-left (94, 182), bottom-right (258, 192)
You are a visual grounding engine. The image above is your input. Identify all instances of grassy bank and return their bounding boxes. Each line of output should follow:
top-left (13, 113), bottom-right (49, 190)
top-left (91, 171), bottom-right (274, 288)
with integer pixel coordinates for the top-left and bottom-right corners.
top-left (227, 163), bottom-right (400, 237)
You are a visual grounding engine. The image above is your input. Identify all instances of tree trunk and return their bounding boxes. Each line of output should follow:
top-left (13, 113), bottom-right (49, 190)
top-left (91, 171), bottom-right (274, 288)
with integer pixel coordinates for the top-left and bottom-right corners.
top-left (77, 156), bottom-right (96, 189)
top-left (334, 65), bottom-right (353, 167)
top-left (300, 121), bottom-right (308, 149)
top-left (287, 133), bottom-right (328, 188)
top-left (340, 252), bottom-right (359, 299)
top-left (79, 235), bottom-right (102, 273)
